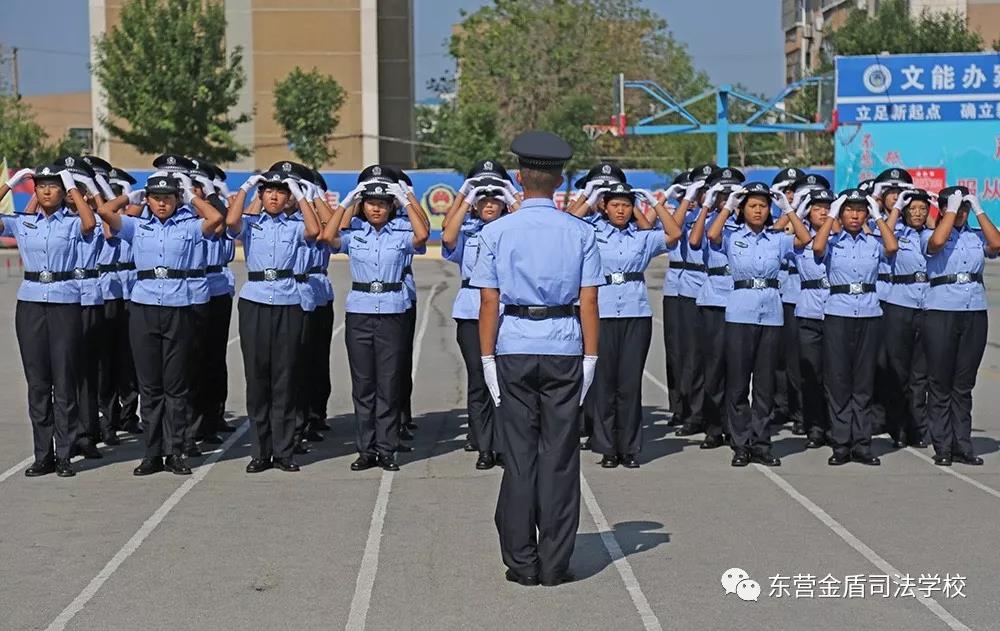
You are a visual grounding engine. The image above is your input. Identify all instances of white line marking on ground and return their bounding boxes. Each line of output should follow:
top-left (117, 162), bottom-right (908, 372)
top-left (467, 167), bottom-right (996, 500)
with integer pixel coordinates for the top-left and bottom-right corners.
top-left (580, 473), bottom-right (663, 631)
top-left (344, 282), bottom-right (441, 631)
top-left (44, 421), bottom-right (251, 631)
top-left (754, 465), bottom-right (970, 631)
top-left (903, 447), bottom-right (1000, 500)
top-left (0, 456), bottom-right (35, 484)
top-left (226, 335), bottom-right (240, 347)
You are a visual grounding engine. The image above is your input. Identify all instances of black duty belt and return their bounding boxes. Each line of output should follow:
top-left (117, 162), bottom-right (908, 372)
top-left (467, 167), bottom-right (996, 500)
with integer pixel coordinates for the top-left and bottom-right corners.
top-left (137, 268), bottom-right (206, 280)
top-left (877, 273), bottom-right (891, 283)
top-left (829, 282), bottom-right (876, 295)
top-left (503, 305), bottom-right (577, 319)
top-left (733, 278), bottom-right (780, 290)
top-left (351, 281), bottom-right (403, 293)
top-left (675, 262), bottom-right (706, 273)
top-left (461, 279), bottom-right (472, 288)
top-left (800, 278), bottom-right (831, 290)
top-left (604, 272), bottom-right (645, 285)
top-left (403, 265), bottom-right (413, 277)
top-left (24, 271), bottom-right (74, 283)
top-left (929, 272), bottom-right (983, 287)
top-left (707, 265), bottom-right (730, 277)
top-left (206, 265), bottom-right (225, 274)
top-left (891, 272), bottom-right (928, 285)
top-left (98, 262), bottom-right (136, 273)
top-left (307, 266), bottom-right (323, 275)
top-left (247, 269), bottom-right (294, 282)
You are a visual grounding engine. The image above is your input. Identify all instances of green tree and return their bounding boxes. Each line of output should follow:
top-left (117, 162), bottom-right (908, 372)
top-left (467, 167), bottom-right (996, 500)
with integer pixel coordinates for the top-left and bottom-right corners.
top-left (826, 0), bottom-right (983, 56)
top-left (93, 0), bottom-right (249, 163)
top-left (0, 96), bottom-right (89, 167)
top-left (273, 67), bottom-right (347, 168)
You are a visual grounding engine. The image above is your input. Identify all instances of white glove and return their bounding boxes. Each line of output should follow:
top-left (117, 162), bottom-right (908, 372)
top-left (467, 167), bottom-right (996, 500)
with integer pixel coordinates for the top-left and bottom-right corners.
top-left (193, 174), bottom-right (216, 196)
top-left (112, 179), bottom-right (132, 197)
top-left (795, 195), bottom-right (811, 219)
top-left (397, 179), bottom-right (414, 196)
top-left (387, 182), bottom-right (409, 206)
top-left (499, 188), bottom-right (517, 207)
top-left (723, 188), bottom-right (746, 212)
top-left (213, 178), bottom-right (230, 198)
top-left (93, 174), bottom-right (114, 199)
top-left (829, 194), bottom-right (847, 220)
top-left (683, 179), bottom-right (705, 202)
top-left (585, 186), bottom-right (607, 209)
top-left (127, 188), bottom-right (146, 205)
top-left (284, 178), bottom-right (305, 202)
top-left (466, 186), bottom-right (486, 207)
top-left (240, 174), bottom-right (263, 192)
top-left (791, 188), bottom-right (809, 210)
top-left (945, 190), bottom-right (963, 214)
top-left (703, 183), bottom-right (725, 208)
top-left (580, 355), bottom-right (598, 405)
top-left (73, 173), bottom-right (97, 195)
top-left (481, 356), bottom-right (501, 407)
top-left (664, 183), bottom-right (685, 200)
top-left (502, 179), bottom-right (519, 196)
top-left (963, 194), bottom-right (985, 216)
top-left (59, 170), bottom-right (77, 192)
top-left (5, 167), bottom-right (33, 188)
top-left (893, 190), bottom-right (914, 211)
top-left (867, 195), bottom-right (884, 221)
top-left (458, 178), bottom-right (476, 197)
top-left (582, 178), bottom-right (611, 198)
top-left (872, 182), bottom-right (890, 198)
top-left (633, 188), bottom-right (658, 207)
top-left (341, 183), bottom-right (365, 208)
top-left (770, 190), bottom-right (794, 215)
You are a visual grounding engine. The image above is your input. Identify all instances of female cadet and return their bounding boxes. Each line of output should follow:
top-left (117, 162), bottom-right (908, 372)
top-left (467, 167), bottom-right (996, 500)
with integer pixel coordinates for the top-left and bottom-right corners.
top-left (660, 172), bottom-right (692, 423)
top-left (812, 188), bottom-right (898, 466)
top-left (792, 189), bottom-right (835, 449)
top-left (328, 180), bottom-right (429, 472)
top-left (921, 187), bottom-right (1000, 465)
top-left (305, 170), bottom-right (336, 435)
top-left (881, 188), bottom-right (932, 448)
top-left (442, 179), bottom-right (515, 470)
top-left (96, 174), bottom-right (221, 476)
top-left (706, 182), bottom-right (811, 467)
top-left (225, 171), bottom-right (320, 474)
top-left (577, 182), bottom-right (681, 467)
top-left (1, 166), bottom-right (95, 477)
top-left (684, 168), bottom-right (745, 447)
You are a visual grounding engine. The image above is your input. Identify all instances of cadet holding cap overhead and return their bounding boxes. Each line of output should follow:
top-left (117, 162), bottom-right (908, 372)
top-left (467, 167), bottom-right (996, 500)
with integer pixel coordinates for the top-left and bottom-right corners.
top-left (0, 165), bottom-right (96, 477)
top-left (812, 188), bottom-right (898, 466)
top-left (921, 186), bottom-right (1000, 466)
top-left (660, 171), bottom-right (691, 423)
top-left (471, 130), bottom-right (603, 587)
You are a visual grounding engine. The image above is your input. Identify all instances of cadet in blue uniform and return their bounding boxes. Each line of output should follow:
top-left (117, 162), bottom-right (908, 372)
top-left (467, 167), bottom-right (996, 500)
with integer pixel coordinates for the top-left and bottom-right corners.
top-left (579, 182), bottom-right (681, 467)
top-left (472, 131), bottom-right (603, 587)
top-left (882, 188), bottom-right (931, 448)
top-left (328, 178), bottom-right (429, 471)
top-left (812, 188), bottom-right (898, 466)
top-left (684, 167), bottom-right (745, 447)
top-left (792, 189), bottom-right (835, 449)
top-left (442, 166), bottom-right (516, 470)
top-left (96, 174), bottom-right (222, 476)
top-left (225, 171), bottom-right (321, 473)
top-left (921, 186), bottom-right (1000, 465)
top-left (706, 182), bottom-right (811, 466)
top-left (1, 165), bottom-right (96, 477)
top-left (660, 171), bottom-right (692, 423)
top-left (303, 169), bottom-right (337, 436)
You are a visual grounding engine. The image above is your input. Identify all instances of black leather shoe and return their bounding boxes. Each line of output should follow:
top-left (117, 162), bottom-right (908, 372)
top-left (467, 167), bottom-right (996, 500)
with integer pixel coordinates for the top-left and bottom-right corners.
top-left (76, 440), bottom-right (103, 459)
top-left (599, 455), bottom-right (619, 468)
top-left (463, 441), bottom-right (479, 452)
top-left (953, 452), bottom-right (984, 466)
top-left (165, 455), bottom-right (192, 475)
top-left (700, 434), bottom-right (725, 449)
top-left (731, 450), bottom-right (750, 467)
top-left (245, 457), bottom-right (273, 473)
top-left (580, 438), bottom-right (592, 451)
top-left (805, 436), bottom-right (824, 449)
top-left (828, 451), bottom-right (850, 466)
top-left (404, 421), bottom-right (418, 431)
top-left (121, 419), bottom-right (143, 434)
top-left (851, 451), bottom-right (880, 466)
top-left (274, 458), bottom-right (300, 472)
top-left (55, 458), bottom-right (75, 477)
top-left (751, 450), bottom-right (781, 466)
top-left (476, 452), bottom-right (496, 470)
top-left (182, 441), bottom-right (202, 458)
top-left (666, 415), bottom-right (683, 427)
top-left (351, 455), bottom-right (378, 471)
top-left (674, 424), bottom-right (702, 437)
top-left (398, 427), bottom-right (415, 441)
top-left (505, 569), bottom-right (539, 587)
top-left (933, 454), bottom-right (952, 466)
top-left (908, 440), bottom-right (928, 449)
top-left (293, 441), bottom-right (310, 455)
top-left (892, 438), bottom-right (906, 449)
top-left (200, 433), bottom-right (224, 445)
top-left (133, 457), bottom-right (164, 476)
top-left (619, 454), bottom-right (640, 469)
top-left (395, 443), bottom-right (413, 453)
top-left (303, 430), bottom-right (324, 442)
top-left (101, 430), bottom-right (120, 446)
top-left (24, 458), bottom-right (56, 477)
top-left (312, 419), bottom-right (331, 431)
top-left (791, 422), bottom-right (806, 436)
top-left (540, 572), bottom-right (575, 587)
top-left (379, 456), bottom-right (400, 472)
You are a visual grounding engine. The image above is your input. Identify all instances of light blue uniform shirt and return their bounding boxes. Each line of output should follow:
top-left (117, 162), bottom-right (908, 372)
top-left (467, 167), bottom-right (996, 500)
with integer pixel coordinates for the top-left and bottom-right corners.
top-left (870, 218), bottom-right (893, 300)
top-left (234, 212), bottom-right (306, 307)
top-left (98, 233), bottom-right (126, 301)
top-left (780, 249), bottom-right (801, 306)
top-left (921, 226), bottom-right (994, 312)
top-left (308, 243), bottom-right (333, 307)
top-left (678, 209), bottom-right (707, 299)
top-left (287, 212), bottom-right (315, 312)
top-left (660, 211), bottom-right (684, 297)
top-left (694, 213), bottom-right (736, 308)
top-left (469, 197), bottom-right (604, 356)
top-left (116, 212), bottom-right (208, 307)
top-left (593, 218), bottom-right (668, 318)
top-left (336, 220), bottom-right (422, 314)
top-left (393, 215), bottom-right (417, 308)
top-left (119, 238), bottom-right (136, 300)
top-left (823, 231), bottom-right (883, 318)
top-left (173, 207), bottom-right (210, 305)
top-left (443, 217), bottom-right (486, 320)
top-left (76, 216), bottom-right (104, 307)
top-left (222, 238), bottom-right (236, 295)
top-left (2, 208), bottom-right (86, 304)
top-left (885, 225), bottom-right (927, 310)
top-left (205, 235), bottom-right (233, 297)
top-left (715, 226), bottom-right (793, 326)
top-left (794, 228), bottom-right (828, 320)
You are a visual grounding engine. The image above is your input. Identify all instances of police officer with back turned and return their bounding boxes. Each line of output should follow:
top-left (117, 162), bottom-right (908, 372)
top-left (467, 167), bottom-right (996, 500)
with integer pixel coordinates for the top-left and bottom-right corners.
top-left (472, 130), bottom-right (603, 587)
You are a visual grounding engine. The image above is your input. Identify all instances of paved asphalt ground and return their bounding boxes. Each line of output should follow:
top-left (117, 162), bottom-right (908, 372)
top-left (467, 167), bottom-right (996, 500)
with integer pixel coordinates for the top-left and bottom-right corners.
top-left (0, 253), bottom-right (999, 631)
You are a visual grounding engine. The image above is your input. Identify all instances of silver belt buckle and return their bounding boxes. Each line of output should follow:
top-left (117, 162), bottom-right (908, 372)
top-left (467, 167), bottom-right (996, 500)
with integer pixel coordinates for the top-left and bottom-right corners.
top-left (915, 272), bottom-right (928, 283)
top-left (526, 306), bottom-right (547, 319)
top-left (955, 272), bottom-right (972, 284)
top-left (38, 270), bottom-right (54, 283)
top-left (369, 281), bottom-right (384, 294)
top-left (264, 268), bottom-right (278, 281)
top-left (72, 268), bottom-right (85, 280)
top-left (610, 272), bottom-right (626, 285)
top-left (751, 277), bottom-right (766, 290)
top-left (153, 266), bottom-right (169, 280)
top-left (821, 278), bottom-right (831, 289)
top-left (849, 282), bottom-right (863, 295)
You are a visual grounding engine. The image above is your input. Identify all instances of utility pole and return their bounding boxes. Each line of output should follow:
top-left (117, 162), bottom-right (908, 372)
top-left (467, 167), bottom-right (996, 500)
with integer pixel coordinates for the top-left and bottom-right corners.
top-left (12, 46), bottom-right (19, 99)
